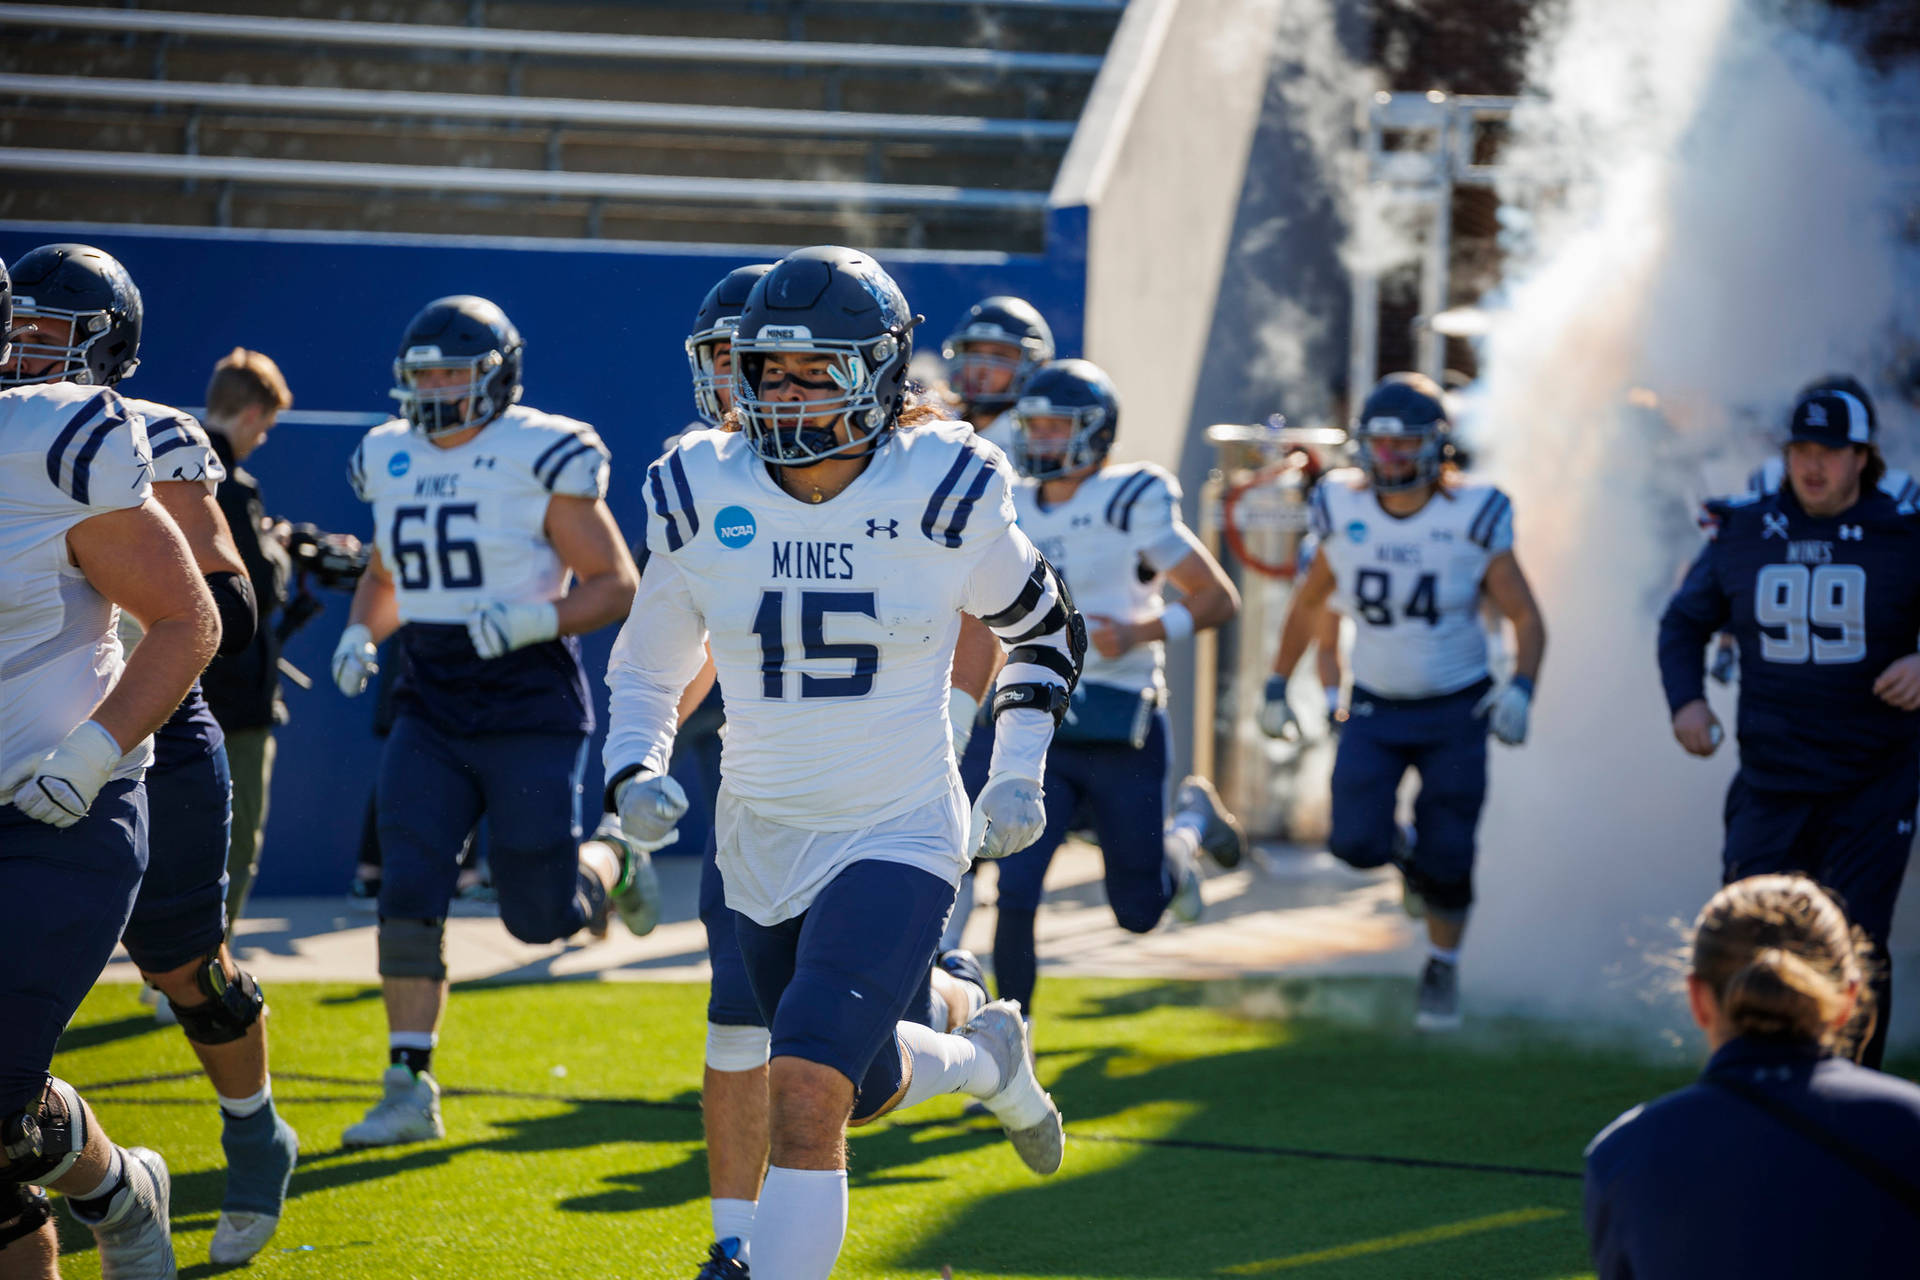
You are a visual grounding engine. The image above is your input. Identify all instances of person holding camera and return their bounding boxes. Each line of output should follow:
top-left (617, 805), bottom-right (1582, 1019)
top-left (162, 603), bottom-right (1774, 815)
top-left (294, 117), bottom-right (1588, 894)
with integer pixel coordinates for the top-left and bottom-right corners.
top-left (199, 349), bottom-right (365, 928)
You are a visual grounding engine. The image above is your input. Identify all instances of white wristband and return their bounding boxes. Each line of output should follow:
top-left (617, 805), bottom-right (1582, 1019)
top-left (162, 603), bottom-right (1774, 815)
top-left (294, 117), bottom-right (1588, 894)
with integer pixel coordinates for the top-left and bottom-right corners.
top-left (1160, 603), bottom-right (1194, 641)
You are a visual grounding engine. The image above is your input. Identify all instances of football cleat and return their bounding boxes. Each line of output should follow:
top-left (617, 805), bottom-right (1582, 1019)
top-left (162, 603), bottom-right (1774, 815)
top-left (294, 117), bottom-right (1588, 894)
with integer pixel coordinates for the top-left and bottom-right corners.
top-left (342, 1065), bottom-right (444, 1147)
top-left (1414, 957), bottom-right (1462, 1032)
top-left (1174, 774), bottom-right (1244, 870)
top-left (960, 1000), bottom-right (1063, 1175)
top-left (695, 1237), bottom-right (751, 1279)
top-left (599, 819), bottom-right (663, 938)
top-left (73, 1145), bottom-right (176, 1280)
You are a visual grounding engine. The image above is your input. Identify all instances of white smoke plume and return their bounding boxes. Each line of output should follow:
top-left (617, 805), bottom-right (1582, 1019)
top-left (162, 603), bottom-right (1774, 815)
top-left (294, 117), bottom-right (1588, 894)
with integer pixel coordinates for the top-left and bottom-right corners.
top-left (1462, 0), bottom-right (1920, 1042)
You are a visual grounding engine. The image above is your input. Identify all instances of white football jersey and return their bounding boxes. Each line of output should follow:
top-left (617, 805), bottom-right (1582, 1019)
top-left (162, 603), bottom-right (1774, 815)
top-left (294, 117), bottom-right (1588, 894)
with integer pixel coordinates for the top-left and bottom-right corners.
top-left (1309, 470), bottom-right (1513, 699)
top-left (607, 420), bottom-right (1063, 924)
top-left (348, 405), bottom-right (609, 624)
top-left (1747, 455), bottom-right (1919, 506)
top-left (1013, 462), bottom-right (1198, 696)
top-left (0, 384), bottom-right (155, 799)
top-left (974, 410), bottom-right (1018, 458)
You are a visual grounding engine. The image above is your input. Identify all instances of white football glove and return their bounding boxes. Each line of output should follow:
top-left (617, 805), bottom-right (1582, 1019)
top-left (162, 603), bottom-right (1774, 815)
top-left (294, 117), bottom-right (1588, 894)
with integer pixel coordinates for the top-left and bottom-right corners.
top-left (332, 623), bottom-right (378, 698)
top-left (467, 601), bottom-right (560, 660)
top-left (1, 720), bottom-right (123, 828)
top-left (1258, 675), bottom-right (1301, 741)
top-left (971, 772), bottom-right (1046, 860)
top-left (1475, 676), bottom-right (1534, 746)
top-left (614, 772), bottom-right (689, 851)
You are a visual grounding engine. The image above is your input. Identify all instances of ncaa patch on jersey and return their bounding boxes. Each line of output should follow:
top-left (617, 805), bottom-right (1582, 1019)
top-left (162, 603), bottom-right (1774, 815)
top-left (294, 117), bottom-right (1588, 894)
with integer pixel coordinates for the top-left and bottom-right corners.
top-left (1346, 519), bottom-right (1368, 544)
top-left (716, 505), bottom-right (757, 549)
top-left (388, 451), bottom-right (411, 477)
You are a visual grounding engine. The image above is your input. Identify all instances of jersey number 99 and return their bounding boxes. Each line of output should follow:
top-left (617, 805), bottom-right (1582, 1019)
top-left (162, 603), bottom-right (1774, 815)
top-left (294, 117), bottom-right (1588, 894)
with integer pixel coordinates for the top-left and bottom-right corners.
top-left (1755, 563), bottom-right (1865, 665)
top-left (392, 504), bottom-right (485, 591)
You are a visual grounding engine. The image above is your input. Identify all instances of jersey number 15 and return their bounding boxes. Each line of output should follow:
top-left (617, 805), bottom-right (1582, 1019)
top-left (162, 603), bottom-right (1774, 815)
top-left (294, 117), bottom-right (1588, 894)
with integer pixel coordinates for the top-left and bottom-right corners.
top-left (751, 589), bottom-right (879, 699)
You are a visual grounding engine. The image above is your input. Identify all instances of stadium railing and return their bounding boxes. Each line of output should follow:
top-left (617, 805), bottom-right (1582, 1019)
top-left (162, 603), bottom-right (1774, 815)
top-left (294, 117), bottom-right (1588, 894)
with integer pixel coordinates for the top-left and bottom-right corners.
top-left (0, 73), bottom-right (1078, 144)
top-left (0, 5), bottom-right (1104, 75)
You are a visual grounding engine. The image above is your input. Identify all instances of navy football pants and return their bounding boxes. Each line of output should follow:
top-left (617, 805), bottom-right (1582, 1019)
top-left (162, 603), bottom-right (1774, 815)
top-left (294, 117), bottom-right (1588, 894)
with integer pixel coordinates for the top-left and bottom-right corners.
top-left (1329, 680), bottom-right (1491, 915)
top-left (1723, 751), bottom-right (1918, 1069)
top-left (1, 780), bottom-right (146, 1111)
top-left (121, 745), bottom-right (231, 974)
top-left (960, 711), bottom-right (1173, 1013)
top-left (377, 713), bottom-right (597, 943)
top-left (734, 859), bottom-right (954, 1119)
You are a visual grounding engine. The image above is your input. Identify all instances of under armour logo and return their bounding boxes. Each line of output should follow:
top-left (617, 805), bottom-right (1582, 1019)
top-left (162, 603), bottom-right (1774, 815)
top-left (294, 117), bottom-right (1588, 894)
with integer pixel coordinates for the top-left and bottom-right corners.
top-left (1805, 403), bottom-right (1828, 426)
top-left (1763, 513), bottom-right (1790, 540)
top-left (473, 456), bottom-right (496, 469)
top-left (865, 518), bottom-right (898, 539)
top-left (1071, 514), bottom-right (1094, 528)
top-left (1839, 525), bottom-right (1863, 540)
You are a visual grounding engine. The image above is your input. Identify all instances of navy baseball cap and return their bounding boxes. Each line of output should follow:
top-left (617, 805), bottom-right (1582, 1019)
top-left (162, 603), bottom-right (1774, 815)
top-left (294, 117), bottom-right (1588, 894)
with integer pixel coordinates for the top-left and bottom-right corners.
top-left (1788, 380), bottom-right (1875, 447)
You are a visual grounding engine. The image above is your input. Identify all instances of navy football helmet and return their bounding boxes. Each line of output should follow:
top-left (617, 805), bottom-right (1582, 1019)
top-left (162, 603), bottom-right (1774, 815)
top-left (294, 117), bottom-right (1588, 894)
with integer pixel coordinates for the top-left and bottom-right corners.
top-left (942, 296), bottom-right (1054, 413)
top-left (390, 295), bottom-right (523, 438)
top-left (686, 263), bottom-right (773, 428)
top-left (1351, 372), bottom-right (1449, 492)
top-left (1010, 359), bottom-right (1120, 481)
top-left (731, 246), bottom-right (919, 467)
top-left (2, 243), bottom-right (143, 388)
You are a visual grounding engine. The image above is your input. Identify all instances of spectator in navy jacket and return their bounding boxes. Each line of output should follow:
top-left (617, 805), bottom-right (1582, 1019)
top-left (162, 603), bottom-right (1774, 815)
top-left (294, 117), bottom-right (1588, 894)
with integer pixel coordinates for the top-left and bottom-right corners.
top-left (1585, 874), bottom-right (1920, 1279)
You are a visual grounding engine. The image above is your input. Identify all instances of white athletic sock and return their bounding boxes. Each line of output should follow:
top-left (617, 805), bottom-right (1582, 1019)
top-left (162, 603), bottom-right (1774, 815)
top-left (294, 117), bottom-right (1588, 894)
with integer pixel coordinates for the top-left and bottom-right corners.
top-left (1164, 826), bottom-right (1201, 869)
top-left (1428, 946), bottom-right (1461, 966)
top-left (753, 1166), bottom-right (847, 1280)
top-left (1166, 811), bottom-right (1205, 844)
top-left (218, 1078), bottom-right (272, 1118)
top-left (70, 1145), bottom-right (124, 1203)
top-left (940, 872), bottom-right (975, 952)
top-left (388, 1031), bottom-right (436, 1051)
top-left (896, 1022), bottom-right (1000, 1111)
top-left (711, 1197), bottom-right (756, 1254)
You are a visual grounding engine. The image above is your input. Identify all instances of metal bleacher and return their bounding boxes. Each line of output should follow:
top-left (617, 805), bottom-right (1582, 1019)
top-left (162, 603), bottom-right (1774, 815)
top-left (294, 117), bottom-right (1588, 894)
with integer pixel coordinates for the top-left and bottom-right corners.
top-left (0, 0), bottom-right (1127, 250)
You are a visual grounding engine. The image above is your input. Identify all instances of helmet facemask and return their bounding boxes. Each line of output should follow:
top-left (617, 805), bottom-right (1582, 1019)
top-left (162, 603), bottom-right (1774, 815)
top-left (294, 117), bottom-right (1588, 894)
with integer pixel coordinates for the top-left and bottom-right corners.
top-left (942, 332), bottom-right (1045, 411)
top-left (0, 304), bottom-right (138, 387)
top-left (733, 329), bottom-right (906, 467)
top-left (685, 316), bottom-right (740, 429)
top-left (1011, 398), bottom-right (1111, 481)
top-left (391, 346), bottom-right (512, 439)
top-left (1353, 418), bottom-right (1446, 492)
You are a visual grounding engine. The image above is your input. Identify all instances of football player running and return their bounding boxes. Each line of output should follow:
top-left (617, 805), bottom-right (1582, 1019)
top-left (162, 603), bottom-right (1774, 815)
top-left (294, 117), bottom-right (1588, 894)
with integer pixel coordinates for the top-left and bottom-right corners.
top-left (334, 295), bottom-right (643, 1146)
top-left (941, 296), bottom-right (1054, 454)
top-left (3, 242), bottom-right (300, 1264)
top-left (675, 264), bottom-right (993, 1280)
top-left (958, 358), bottom-right (1246, 1023)
top-left (0, 258), bottom-right (221, 1278)
top-left (1262, 373), bottom-right (1547, 1031)
top-left (1660, 377), bottom-right (1920, 1069)
top-left (605, 246), bottom-right (1083, 1280)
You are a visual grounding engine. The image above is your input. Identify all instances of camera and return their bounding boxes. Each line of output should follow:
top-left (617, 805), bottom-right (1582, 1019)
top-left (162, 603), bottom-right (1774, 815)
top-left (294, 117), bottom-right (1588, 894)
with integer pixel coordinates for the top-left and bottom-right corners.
top-left (286, 523), bottom-right (368, 591)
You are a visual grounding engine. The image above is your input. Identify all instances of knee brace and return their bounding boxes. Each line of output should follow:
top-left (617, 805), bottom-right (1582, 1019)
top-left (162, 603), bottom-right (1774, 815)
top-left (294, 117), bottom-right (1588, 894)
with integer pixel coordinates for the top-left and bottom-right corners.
top-left (172, 953), bottom-right (265, 1046)
top-left (1, 1077), bottom-right (87, 1188)
top-left (378, 917), bottom-right (448, 980)
top-left (705, 1023), bottom-right (771, 1073)
top-left (0, 1184), bottom-right (51, 1248)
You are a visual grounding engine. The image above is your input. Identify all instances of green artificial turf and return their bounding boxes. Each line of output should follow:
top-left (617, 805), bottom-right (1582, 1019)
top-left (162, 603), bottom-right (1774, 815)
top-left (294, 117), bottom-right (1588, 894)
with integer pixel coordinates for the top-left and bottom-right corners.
top-left (48, 976), bottom-right (1896, 1279)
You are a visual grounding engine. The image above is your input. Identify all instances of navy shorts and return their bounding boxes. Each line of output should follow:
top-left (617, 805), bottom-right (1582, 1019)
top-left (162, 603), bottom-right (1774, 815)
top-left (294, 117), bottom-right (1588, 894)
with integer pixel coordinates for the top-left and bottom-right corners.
top-left (1723, 752), bottom-right (1918, 946)
top-left (1, 779), bottom-right (146, 1111)
top-left (699, 826), bottom-right (763, 1028)
top-left (121, 745), bottom-right (231, 974)
top-left (377, 712), bottom-right (594, 944)
top-left (960, 710), bottom-right (1174, 933)
top-left (735, 858), bottom-right (954, 1109)
top-left (1330, 680), bottom-right (1490, 911)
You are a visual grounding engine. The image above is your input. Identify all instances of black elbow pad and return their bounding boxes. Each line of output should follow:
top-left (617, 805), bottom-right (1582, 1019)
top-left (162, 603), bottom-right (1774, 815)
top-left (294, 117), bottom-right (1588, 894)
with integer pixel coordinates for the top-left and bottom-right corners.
top-left (205, 571), bottom-right (258, 655)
